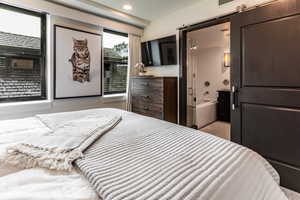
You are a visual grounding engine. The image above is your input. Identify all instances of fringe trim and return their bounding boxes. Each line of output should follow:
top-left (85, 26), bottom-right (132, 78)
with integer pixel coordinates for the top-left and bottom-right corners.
top-left (3, 144), bottom-right (83, 171)
top-left (3, 114), bottom-right (122, 171)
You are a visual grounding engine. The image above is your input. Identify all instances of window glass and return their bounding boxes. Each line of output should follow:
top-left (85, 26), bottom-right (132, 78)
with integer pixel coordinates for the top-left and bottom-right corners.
top-left (0, 8), bottom-right (41, 37)
top-left (103, 30), bottom-right (128, 95)
top-left (0, 5), bottom-right (46, 102)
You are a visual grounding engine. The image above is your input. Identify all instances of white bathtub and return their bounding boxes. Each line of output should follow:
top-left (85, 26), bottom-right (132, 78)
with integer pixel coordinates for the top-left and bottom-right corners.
top-left (196, 101), bottom-right (217, 129)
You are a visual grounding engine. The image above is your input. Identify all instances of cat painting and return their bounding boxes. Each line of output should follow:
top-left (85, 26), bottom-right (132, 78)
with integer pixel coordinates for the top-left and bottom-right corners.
top-left (69, 38), bottom-right (91, 83)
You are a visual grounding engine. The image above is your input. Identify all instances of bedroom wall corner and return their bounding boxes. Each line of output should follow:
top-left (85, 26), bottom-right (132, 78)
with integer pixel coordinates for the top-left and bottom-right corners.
top-left (140, 0), bottom-right (273, 77)
top-left (0, 0), bottom-right (141, 120)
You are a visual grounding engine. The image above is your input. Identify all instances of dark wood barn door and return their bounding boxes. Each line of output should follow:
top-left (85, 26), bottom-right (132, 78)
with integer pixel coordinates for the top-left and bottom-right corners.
top-left (231, 0), bottom-right (300, 192)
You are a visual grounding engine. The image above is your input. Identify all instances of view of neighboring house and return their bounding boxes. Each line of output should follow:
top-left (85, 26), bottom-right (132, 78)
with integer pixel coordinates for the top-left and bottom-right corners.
top-left (104, 41), bottom-right (128, 95)
top-left (0, 31), bottom-right (42, 100)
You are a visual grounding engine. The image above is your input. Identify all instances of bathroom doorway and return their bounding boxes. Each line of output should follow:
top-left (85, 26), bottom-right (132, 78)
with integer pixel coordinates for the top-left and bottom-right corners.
top-left (185, 21), bottom-right (231, 140)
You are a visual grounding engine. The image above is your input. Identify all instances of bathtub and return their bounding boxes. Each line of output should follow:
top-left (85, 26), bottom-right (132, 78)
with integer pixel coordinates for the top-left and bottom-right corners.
top-left (196, 101), bottom-right (217, 129)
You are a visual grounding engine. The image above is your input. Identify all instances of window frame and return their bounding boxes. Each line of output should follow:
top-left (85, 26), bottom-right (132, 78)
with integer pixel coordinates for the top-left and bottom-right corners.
top-left (103, 29), bottom-right (129, 96)
top-left (0, 3), bottom-right (47, 103)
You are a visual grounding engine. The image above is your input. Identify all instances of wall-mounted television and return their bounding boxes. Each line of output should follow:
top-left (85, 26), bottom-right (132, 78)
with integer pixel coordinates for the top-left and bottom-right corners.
top-left (141, 35), bottom-right (177, 67)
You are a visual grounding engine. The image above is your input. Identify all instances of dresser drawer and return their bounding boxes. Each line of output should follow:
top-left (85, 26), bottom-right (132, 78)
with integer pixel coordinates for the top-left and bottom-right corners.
top-left (132, 101), bottom-right (163, 119)
top-left (133, 110), bottom-right (163, 119)
top-left (132, 104), bottom-right (163, 119)
top-left (132, 78), bottom-right (163, 92)
top-left (132, 92), bottom-right (163, 104)
top-left (132, 101), bottom-right (163, 112)
top-left (131, 76), bottom-right (178, 123)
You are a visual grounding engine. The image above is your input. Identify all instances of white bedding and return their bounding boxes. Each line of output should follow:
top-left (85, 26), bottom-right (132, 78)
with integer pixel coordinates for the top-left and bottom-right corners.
top-left (0, 117), bottom-right (99, 200)
top-left (0, 109), bottom-right (288, 200)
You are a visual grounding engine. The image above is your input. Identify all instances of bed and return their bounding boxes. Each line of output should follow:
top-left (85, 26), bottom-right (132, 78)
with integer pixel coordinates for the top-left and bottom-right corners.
top-left (0, 108), bottom-right (288, 200)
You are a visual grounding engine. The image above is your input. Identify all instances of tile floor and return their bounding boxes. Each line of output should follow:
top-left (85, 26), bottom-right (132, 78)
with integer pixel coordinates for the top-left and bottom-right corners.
top-left (200, 121), bottom-right (231, 140)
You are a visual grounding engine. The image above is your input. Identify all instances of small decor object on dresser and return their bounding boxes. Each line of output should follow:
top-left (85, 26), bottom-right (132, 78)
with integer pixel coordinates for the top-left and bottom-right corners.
top-left (54, 25), bottom-right (102, 99)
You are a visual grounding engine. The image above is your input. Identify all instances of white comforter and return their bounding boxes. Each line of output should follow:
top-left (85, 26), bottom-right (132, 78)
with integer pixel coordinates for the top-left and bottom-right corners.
top-left (0, 117), bottom-right (99, 200)
top-left (0, 109), bottom-right (288, 200)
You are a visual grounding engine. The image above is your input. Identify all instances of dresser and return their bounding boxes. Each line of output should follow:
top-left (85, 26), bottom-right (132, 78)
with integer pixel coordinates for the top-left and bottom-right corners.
top-left (131, 76), bottom-right (178, 123)
top-left (217, 90), bottom-right (231, 122)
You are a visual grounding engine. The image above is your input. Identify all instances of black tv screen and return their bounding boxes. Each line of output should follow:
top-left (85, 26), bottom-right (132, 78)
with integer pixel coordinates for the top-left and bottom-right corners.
top-left (141, 35), bottom-right (177, 66)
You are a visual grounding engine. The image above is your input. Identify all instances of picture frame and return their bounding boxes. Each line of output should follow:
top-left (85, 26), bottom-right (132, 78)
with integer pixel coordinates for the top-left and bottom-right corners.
top-left (54, 25), bottom-right (102, 99)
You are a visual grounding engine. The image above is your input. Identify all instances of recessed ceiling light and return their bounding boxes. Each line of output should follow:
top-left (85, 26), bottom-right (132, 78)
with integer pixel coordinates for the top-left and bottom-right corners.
top-left (123, 4), bottom-right (132, 11)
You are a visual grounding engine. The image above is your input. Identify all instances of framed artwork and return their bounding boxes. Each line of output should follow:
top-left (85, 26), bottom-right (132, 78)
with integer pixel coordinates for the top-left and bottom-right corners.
top-left (54, 25), bottom-right (102, 99)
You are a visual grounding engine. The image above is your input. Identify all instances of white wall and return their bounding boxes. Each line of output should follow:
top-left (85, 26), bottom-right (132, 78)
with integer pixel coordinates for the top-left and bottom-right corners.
top-left (186, 47), bottom-right (230, 126)
top-left (142, 0), bottom-right (274, 76)
top-left (0, 0), bottom-right (142, 120)
top-left (194, 47), bottom-right (230, 103)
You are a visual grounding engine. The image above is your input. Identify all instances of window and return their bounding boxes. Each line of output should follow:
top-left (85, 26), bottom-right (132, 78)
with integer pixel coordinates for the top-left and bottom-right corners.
top-left (0, 4), bottom-right (46, 102)
top-left (103, 29), bottom-right (128, 95)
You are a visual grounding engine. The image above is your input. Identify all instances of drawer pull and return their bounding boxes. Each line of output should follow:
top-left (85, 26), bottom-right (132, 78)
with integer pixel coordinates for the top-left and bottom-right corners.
top-left (143, 95), bottom-right (151, 99)
top-left (144, 106), bottom-right (150, 111)
top-left (142, 83), bottom-right (150, 87)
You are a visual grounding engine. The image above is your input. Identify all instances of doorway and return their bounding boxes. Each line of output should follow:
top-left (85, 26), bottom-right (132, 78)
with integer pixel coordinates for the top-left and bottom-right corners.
top-left (179, 15), bottom-right (233, 128)
top-left (186, 22), bottom-right (231, 140)
top-left (179, 0), bottom-right (300, 192)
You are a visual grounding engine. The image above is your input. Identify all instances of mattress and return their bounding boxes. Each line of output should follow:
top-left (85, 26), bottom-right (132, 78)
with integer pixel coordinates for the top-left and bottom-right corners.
top-left (0, 108), bottom-right (288, 200)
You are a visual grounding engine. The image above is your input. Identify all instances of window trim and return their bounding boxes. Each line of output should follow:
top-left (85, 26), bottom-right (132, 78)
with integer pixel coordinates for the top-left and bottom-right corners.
top-left (103, 29), bottom-right (129, 96)
top-left (0, 3), bottom-right (47, 103)
top-left (104, 29), bottom-right (128, 38)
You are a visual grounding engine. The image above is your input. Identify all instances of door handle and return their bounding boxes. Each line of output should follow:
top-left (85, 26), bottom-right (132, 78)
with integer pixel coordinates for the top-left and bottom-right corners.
top-left (231, 86), bottom-right (238, 110)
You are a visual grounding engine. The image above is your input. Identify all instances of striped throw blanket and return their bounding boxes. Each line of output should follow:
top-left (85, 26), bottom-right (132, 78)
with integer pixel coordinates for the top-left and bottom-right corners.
top-left (75, 109), bottom-right (288, 200)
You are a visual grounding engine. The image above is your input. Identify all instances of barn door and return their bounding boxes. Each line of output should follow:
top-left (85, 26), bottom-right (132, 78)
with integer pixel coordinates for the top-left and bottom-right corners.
top-left (231, 0), bottom-right (300, 192)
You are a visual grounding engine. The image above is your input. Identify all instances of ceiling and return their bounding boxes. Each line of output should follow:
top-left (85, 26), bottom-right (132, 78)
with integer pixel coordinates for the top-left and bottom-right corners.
top-left (47, 0), bottom-right (149, 27)
top-left (188, 22), bottom-right (231, 50)
top-left (90, 0), bottom-right (201, 21)
top-left (48, 0), bottom-right (203, 28)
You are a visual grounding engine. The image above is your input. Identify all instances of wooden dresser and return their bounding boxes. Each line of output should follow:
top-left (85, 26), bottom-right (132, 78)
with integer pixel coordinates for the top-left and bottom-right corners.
top-left (131, 76), bottom-right (178, 123)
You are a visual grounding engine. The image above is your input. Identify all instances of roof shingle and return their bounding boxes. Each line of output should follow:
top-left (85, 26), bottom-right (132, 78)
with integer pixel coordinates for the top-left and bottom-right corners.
top-left (0, 31), bottom-right (40, 49)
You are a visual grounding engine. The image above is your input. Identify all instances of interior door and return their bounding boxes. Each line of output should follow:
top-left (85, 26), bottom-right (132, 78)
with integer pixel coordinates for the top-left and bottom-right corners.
top-left (231, 0), bottom-right (300, 192)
